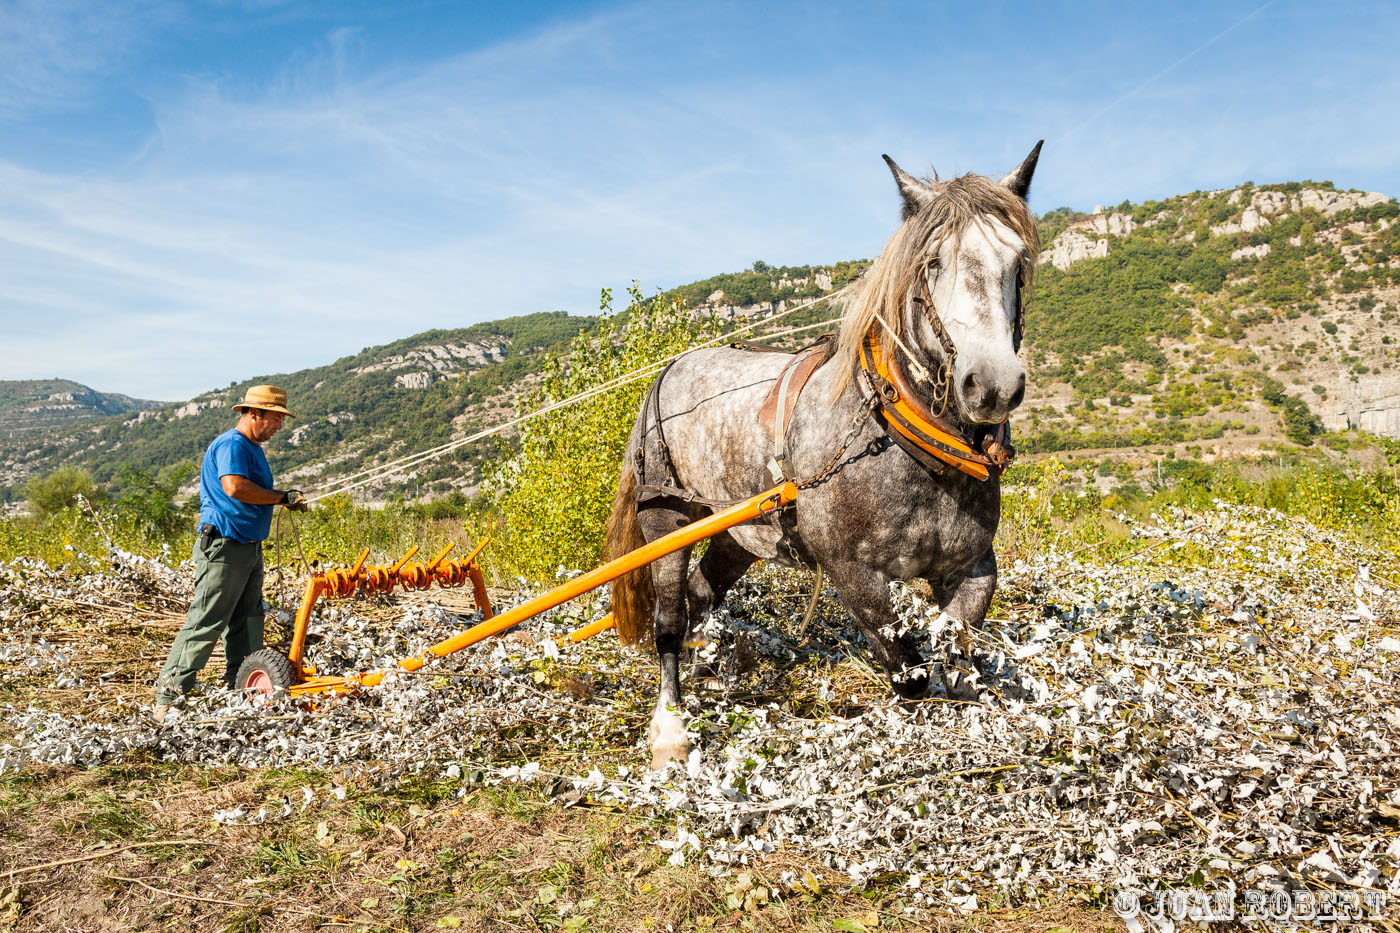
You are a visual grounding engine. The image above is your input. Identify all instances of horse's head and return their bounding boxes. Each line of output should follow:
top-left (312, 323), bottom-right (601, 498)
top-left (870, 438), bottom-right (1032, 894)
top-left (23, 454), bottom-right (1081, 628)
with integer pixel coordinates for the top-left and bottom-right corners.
top-left (844, 143), bottom-right (1041, 426)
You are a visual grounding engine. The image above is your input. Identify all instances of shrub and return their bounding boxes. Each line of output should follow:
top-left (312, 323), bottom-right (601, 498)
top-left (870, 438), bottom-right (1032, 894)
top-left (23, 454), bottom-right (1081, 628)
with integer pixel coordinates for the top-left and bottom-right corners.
top-left (1281, 398), bottom-right (1322, 445)
top-left (487, 285), bottom-right (722, 581)
top-left (111, 463), bottom-right (197, 538)
top-left (23, 467), bottom-right (104, 517)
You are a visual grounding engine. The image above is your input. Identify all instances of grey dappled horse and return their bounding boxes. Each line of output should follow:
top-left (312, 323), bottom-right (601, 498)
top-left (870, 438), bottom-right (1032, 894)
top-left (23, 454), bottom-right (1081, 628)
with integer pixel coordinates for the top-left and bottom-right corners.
top-left (606, 145), bottom-right (1043, 768)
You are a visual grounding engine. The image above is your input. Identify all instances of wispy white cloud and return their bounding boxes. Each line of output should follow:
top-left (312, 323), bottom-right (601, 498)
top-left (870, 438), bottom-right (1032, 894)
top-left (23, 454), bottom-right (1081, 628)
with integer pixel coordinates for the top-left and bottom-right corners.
top-left (0, 0), bottom-right (175, 118)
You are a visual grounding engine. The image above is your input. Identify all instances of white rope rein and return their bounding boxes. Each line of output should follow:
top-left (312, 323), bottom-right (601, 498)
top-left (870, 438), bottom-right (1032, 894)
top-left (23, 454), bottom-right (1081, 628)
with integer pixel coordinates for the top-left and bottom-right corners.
top-left (871, 311), bottom-right (932, 383)
top-left (307, 295), bottom-right (848, 503)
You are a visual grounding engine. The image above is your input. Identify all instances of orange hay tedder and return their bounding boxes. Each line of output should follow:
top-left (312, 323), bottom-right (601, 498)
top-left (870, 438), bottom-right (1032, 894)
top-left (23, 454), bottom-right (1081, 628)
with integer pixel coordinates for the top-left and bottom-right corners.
top-left (234, 483), bottom-right (798, 700)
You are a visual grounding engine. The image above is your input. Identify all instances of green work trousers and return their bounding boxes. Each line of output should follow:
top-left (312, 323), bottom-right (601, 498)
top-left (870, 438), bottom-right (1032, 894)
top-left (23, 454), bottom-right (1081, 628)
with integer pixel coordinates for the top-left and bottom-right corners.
top-left (155, 535), bottom-right (265, 704)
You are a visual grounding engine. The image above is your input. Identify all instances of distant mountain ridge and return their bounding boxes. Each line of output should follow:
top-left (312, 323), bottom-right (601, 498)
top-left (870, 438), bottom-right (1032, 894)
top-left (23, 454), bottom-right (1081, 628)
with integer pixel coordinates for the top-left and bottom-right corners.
top-left (0, 311), bottom-right (599, 497)
top-left (0, 380), bottom-right (164, 434)
top-left (3, 178), bottom-right (1397, 501)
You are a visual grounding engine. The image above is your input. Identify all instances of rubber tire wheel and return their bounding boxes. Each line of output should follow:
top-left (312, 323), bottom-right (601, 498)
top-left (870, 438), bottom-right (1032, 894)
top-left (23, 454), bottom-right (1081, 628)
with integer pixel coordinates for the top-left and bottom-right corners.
top-left (236, 648), bottom-right (300, 698)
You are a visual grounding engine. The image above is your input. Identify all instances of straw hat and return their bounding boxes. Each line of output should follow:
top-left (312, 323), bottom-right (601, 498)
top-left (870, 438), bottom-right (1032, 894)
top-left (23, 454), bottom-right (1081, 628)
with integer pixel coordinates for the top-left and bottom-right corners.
top-left (232, 385), bottom-right (295, 417)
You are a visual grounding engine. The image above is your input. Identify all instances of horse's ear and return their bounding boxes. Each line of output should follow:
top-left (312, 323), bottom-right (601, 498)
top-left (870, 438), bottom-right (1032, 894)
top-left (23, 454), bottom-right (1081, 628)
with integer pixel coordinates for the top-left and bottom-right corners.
top-left (883, 154), bottom-right (935, 220)
top-left (999, 140), bottom-right (1043, 200)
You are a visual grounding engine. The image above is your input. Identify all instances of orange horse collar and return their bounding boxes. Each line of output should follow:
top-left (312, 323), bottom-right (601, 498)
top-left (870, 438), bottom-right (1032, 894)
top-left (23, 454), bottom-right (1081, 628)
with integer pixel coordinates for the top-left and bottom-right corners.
top-left (858, 338), bottom-right (1013, 481)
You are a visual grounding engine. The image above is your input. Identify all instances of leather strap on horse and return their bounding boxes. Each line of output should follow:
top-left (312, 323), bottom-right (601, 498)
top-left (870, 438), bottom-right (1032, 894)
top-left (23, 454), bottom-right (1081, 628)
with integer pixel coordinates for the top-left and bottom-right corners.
top-left (635, 355), bottom-right (677, 490)
top-left (906, 257), bottom-right (1028, 414)
top-left (858, 337), bottom-right (1014, 481)
top-left (635, 481), bottom-right (751, 510)
top-left (759, 347), bottom-right (828, 483)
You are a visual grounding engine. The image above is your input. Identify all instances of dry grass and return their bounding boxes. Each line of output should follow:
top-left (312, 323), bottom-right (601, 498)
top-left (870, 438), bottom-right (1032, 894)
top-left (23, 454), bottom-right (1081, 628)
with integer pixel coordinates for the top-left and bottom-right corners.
top-left (0, 763), bottom-right (1115, 932)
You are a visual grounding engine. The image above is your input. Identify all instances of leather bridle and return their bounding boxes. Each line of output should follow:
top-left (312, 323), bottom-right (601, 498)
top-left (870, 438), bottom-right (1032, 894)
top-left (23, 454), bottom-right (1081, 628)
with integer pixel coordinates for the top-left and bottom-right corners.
top-left (906, 256), bottom-right (1027, 418)
top-left (854, 255), bottom-right (1025, 481)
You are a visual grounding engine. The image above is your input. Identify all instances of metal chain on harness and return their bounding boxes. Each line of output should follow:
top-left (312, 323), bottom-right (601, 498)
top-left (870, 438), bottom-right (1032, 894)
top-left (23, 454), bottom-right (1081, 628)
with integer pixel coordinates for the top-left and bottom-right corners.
top-left (793, 394), bottom-right (879, 490)
top-left (773, 396), bottom-right (876, 573)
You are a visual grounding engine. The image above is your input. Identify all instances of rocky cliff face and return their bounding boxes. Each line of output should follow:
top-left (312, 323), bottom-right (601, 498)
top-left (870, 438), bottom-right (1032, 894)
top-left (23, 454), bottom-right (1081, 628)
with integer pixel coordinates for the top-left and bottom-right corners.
top-left (353, 340), bottom-right (508, 392)
top-left (1041, 187), bottom-right (1390, 273)
top-left (1042, 228), bottom-right (1111, 270)
top-left (1039, 211), bottom-right (1136, 270)
top-left (1329, 373), bottom-right (1400, 435)
top-left (696, 271), bottom-right (838, 322)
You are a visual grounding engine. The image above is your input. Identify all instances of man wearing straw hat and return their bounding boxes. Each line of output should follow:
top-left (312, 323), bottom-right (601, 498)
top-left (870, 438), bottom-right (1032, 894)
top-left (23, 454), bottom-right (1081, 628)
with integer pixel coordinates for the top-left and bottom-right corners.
top-left (153, 385), bottom-right (309, 723)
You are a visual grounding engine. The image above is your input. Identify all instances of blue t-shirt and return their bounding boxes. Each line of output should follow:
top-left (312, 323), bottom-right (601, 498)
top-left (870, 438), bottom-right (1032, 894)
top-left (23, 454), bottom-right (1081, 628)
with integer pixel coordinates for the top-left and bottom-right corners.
top-left (198, 428), bottom-right (275, 542)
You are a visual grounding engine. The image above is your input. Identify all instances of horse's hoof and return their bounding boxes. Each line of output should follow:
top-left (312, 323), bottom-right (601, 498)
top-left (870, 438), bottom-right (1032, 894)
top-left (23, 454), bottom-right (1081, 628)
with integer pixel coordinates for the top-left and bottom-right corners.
top-left (648, 707), bottom-right (689, 771)
top-left (944, 666), bottom-right (981, 702)
top-left (650, 740), bottom-right (690, 770)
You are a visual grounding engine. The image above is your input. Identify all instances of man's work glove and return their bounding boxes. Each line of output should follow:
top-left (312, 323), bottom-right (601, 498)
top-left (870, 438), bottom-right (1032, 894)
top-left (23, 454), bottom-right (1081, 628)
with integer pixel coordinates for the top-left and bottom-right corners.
top-left (280, 489), bottom-right (309, 512)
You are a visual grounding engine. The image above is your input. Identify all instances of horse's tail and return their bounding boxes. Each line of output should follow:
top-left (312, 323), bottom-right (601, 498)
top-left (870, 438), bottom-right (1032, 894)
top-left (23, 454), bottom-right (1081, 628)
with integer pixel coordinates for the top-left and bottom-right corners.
top-left (606, 440), bottom-right (654, 647)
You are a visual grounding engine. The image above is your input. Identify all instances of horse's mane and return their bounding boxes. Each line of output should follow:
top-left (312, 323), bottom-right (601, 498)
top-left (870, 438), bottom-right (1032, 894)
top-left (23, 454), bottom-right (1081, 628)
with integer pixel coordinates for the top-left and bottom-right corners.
top-left (827, 172), bottom-right (1040, 402)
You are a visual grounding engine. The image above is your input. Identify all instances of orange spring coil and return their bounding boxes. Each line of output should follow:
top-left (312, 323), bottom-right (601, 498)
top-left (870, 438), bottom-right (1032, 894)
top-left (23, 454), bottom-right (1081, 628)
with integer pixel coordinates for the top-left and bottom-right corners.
top-left (364, 566), bottom-right (393, 593)
top-left (398, 562), bottom-right (430, 590)
top-left (433, 560), bottom-right (468, 588)
top-left (322, 568), bottom-right (358, 597)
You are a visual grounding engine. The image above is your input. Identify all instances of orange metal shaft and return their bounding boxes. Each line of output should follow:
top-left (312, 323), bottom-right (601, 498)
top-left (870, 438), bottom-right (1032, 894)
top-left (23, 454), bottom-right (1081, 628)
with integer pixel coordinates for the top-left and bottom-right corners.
top-left (425, 542), bottom-right (455, 571)
top-left (563, 613), bottom-right (615, 643)
top-left (389, 546), bottom-right (419, 574)
top-left (350, 483), bottom-right (796, 688)
top-left (288, 578), bottom-right (324, 669)
top-left (468, 562), bottom-right (493, 619)
top-left (461, 536), bottom-right (490, 568)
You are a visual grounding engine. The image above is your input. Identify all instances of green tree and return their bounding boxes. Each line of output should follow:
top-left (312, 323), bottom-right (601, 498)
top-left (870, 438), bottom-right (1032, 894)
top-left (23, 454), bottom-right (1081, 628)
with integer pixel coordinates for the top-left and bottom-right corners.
top-left (488, 285), bottom-right (721, 580)
top-left (23, 467), bottom-right (103, 516)
top-left (1282, 398), bottom-right (1321, 445)
top-left (112, 462), bottom-right (197, 537)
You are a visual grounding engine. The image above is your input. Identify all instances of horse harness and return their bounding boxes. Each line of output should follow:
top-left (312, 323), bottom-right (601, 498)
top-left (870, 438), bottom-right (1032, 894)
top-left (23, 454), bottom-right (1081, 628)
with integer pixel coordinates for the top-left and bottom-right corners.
top-left (633, 314), bottom-right (1015, 514)
top-left (856, 337), bottom-right (1013, 481)
top-left (752, 338), bottom-right (1012, 486)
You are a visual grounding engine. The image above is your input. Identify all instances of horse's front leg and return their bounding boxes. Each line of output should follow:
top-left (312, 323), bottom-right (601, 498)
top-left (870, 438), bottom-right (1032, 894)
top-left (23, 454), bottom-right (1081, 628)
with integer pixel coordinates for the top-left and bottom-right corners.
top-left (932, 548), bottom-right (997, 701)
top-left (646, 541), bottom-right (694, 770)
top-left (825, 561), bottom-right (930, 699)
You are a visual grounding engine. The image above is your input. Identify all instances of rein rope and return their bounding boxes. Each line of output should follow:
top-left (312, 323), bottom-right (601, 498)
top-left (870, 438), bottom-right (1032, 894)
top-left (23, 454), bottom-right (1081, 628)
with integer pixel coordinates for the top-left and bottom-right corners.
top-left (870, 307), bottom-right (932, 386)
top-left (271, 505), bottom-right (311, 633)
top-left (306, 301), bottom-right (849, 503)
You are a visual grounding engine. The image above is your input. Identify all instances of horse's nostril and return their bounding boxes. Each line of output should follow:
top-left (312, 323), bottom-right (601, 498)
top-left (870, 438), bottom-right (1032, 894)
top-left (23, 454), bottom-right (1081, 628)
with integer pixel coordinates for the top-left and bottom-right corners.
top-left (1007, 383), bottom-right (1025, 410)
top-left (962, 372), bottom-right (980, 397)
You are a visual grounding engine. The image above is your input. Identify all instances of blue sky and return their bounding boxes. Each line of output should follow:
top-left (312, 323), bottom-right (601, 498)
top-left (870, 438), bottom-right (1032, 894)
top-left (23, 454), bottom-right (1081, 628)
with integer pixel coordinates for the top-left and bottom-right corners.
top-left (2, 0), bottom-right (1397, 401)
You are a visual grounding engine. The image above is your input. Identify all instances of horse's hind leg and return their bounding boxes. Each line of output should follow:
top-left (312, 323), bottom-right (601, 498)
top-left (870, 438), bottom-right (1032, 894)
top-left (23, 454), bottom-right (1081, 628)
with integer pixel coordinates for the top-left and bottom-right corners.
top-left (682, 531), bottom-right (757, 684)
top-left (639, 504), bottom-right (695, 769)
top-left (687, 530), bottom-right (756, 622)
top-left (823, 561), bottom-right (930, 699)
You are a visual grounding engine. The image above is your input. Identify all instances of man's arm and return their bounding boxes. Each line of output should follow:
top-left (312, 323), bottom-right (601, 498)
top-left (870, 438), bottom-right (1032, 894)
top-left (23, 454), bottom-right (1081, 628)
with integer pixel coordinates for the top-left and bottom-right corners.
top-left (220, 474), bottom-right (286, 505)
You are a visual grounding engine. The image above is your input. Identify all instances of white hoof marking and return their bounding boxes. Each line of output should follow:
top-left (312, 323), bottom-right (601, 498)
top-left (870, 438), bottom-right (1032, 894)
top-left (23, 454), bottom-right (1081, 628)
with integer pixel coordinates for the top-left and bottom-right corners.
top-left (648, 706), bottom-right (689, 770)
